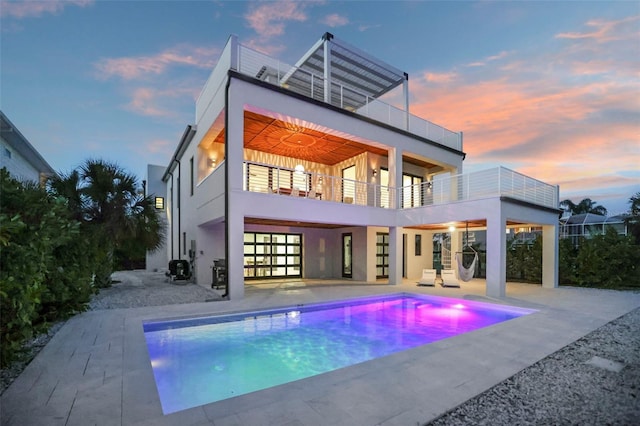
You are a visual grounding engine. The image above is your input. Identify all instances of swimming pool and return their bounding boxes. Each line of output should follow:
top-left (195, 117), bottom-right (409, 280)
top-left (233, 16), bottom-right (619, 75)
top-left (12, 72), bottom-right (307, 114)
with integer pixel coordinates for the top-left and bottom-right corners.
top-left (143, 293), bottom-right (536, 414)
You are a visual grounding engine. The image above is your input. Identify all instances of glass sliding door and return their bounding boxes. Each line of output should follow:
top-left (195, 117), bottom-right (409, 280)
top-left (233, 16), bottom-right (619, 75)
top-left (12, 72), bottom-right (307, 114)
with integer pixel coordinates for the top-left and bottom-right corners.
top-left (402, 173), bottom-right (423, 208)
top-left (342, 165), bottom-right (356, 203)
top-left (244, 232), bottom-right (302, 279)
top-left (376, 232), bottom-right (389, 278)
top-left (342, 233), bottom-right (352, 278)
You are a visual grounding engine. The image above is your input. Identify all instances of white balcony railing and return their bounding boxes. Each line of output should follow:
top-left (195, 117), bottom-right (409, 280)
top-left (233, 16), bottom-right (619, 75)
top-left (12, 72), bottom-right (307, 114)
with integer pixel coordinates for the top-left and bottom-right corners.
top-left (244, 162), bottom-right (559, 211)
top-left (243, 161), bottom-right (396, 208)
top-left (402, 167), bottom-right (559, 210)
top-left (236, 44), bottom-right (462, 151)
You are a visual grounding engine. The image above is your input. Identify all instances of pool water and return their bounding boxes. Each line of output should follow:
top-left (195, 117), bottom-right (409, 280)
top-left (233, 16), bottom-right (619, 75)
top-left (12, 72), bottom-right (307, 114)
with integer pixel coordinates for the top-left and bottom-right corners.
top-left (143, 293), bottom-right (535, 414)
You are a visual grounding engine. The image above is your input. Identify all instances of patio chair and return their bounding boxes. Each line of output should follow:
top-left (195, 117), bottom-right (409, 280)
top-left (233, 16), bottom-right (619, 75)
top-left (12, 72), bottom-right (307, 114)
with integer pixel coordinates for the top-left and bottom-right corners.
top-left (440, 269), bottom-right (460, 288)
top-left (416, 269), bottom-right (436, 286)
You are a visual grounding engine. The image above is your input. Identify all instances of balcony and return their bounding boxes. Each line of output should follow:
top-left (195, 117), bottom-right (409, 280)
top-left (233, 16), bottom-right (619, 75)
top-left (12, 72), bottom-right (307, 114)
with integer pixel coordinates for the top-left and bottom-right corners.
top-left (243, 161), bottom-right (396, 208)
top-left (243, 161), bottom-right (559, 211)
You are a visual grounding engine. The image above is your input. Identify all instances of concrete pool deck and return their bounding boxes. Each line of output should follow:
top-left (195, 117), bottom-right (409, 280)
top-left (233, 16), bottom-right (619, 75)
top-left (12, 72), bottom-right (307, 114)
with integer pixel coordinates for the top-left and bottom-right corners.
top-left (2, 274), bottom-right (639, 426)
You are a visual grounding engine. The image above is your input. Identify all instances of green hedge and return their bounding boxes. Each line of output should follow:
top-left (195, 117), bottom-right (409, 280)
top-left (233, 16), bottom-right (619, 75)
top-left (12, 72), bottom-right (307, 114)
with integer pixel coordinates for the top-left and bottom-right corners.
top-left (507, 229), bottom-right (640, 288)
top-left (0, 170), bottom-right (95, 366)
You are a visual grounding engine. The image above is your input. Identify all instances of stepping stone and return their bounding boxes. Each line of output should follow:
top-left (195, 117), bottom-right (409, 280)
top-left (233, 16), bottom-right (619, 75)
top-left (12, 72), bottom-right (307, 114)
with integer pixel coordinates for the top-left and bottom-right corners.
top-left (585, 355), bottom-right (624, 373)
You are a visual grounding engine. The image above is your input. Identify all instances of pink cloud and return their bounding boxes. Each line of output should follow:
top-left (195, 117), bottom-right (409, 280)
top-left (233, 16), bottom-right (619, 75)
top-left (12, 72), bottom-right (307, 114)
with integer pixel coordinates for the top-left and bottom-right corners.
top-left (320, 13), bottom-right (349, 28)
top-left (466, 51), bottom-right (512, 67)
top-left (555, 15), bottom-right (640, 42)
top-left (244, 0), bottom-right (307, 38)
top-left (423, 72), bottom-right (458, 84)
top-left (0, 0), bottom-right (92, 18)
top-left (95, 45), bottom-right (219, 80)
top-left (126, 87), bottom-right (195, 117)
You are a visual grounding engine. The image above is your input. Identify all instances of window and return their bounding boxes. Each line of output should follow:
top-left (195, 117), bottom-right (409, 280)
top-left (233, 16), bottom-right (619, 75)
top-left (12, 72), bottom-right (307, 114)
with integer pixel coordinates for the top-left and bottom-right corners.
top-left (183, 232), bottom-right (186, 255)
top-left (154, 197), bottom-right (164, 209)
top-left (415, 234), bottom-right (422, 256)
top-left (190, 157), bottom-right (194, 196)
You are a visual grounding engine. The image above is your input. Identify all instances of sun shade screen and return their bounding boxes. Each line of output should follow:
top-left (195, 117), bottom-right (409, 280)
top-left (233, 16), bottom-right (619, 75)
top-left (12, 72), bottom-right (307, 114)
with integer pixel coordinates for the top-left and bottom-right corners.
top-left (280, 34), bottom-right (406, 110)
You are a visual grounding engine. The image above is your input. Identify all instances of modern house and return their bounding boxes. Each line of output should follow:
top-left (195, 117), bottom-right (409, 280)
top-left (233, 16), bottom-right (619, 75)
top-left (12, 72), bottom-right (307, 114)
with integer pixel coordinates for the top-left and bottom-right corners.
top-left (147, 33), bottom-right (560, 299)
top-left (0, 110), bottom-right (55, 185)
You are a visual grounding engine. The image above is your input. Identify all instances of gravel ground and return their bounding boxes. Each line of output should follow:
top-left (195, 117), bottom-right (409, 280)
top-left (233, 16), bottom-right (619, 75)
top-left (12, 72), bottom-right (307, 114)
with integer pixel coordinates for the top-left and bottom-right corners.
top-left (1, 272), bottom-right (639, 425)
top-left (426, 307), bottom-right (640, 426)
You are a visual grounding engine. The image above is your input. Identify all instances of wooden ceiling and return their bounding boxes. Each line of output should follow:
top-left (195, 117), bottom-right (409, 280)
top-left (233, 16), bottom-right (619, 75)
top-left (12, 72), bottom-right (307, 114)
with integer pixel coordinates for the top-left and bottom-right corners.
top-left (210, 110), bottom-right (438, 168)
top-left (243, 111), bottom-right (388, 165)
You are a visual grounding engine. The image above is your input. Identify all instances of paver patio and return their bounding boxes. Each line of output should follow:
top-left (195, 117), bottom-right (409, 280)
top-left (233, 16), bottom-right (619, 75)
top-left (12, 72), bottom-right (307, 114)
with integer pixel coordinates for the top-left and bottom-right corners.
top-left (2, 275), bottom-right (639, 426)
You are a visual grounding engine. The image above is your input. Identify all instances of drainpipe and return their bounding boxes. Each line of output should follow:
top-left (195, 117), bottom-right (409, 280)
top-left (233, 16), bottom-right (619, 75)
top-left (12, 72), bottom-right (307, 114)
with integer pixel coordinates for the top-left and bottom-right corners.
top-left (168, 170), bottom-right (174, 259)
top-left (174, 159), bottom-right (181, 259)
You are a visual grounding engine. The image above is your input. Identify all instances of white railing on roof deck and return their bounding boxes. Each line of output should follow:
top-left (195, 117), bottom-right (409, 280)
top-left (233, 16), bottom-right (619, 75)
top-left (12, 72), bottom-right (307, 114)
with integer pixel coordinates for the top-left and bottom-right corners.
top-left (402, 167), bottom-right (559, 210)
top-left (236, 44), bottom-right (462, 151)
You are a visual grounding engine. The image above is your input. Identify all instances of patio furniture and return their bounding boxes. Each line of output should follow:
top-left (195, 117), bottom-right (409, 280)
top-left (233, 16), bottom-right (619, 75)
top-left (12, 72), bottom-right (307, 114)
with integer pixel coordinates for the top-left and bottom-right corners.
top-left (441, 269), bottom-right (460, 288)
top-left (416, 269), bottom-right (436, 286)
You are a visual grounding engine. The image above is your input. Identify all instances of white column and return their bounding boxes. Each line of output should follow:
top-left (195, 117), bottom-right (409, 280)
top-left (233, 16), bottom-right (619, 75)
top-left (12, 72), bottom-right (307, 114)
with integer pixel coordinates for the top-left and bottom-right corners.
top-left (226, 81), bottom-right (245, 300)
top-left (450, 229), bottom-right (462, 274)
top-left (486, 205), bottom-right (506, 298)
top-left (388, 147), bottom-right (403, 208)
top-left (388, 226), bottom-right (403, 285)
top-left (542, 224), bottom-right (559, 288)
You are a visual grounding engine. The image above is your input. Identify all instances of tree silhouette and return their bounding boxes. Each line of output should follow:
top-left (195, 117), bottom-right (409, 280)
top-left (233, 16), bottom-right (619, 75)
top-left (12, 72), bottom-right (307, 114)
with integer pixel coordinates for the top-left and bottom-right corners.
top-left (560, 198), bottom-right (607, 216)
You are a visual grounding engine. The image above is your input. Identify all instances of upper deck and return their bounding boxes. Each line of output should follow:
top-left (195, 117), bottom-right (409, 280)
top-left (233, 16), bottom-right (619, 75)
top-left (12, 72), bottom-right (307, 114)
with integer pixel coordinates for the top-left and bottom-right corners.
top-left (196, 33), bottom-right (462, 152)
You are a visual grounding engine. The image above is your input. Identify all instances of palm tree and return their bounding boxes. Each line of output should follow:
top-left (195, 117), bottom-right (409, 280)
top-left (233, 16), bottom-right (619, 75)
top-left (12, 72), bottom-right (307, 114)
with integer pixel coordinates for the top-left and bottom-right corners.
top-left (49, 159), bottom-right (164, 286)
top-left (625, 192), bottom-right (640, 244)
top-left (560, 198), bottom-right (607, 216)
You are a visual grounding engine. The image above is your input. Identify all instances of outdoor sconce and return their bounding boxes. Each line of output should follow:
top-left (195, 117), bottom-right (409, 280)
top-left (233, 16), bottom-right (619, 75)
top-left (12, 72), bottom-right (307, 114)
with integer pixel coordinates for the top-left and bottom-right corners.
top-left (209, 158), bottom-right (216, 168)
top-left (155, 197), bottom-right (164, 210)
top-left (372, 169), bottom-right (377, 177)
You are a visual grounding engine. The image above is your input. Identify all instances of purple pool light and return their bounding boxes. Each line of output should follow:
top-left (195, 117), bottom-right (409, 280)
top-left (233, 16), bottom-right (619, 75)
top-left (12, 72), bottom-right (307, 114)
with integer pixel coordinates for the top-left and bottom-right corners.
top-left (143, 293), bottom-right (536, 414)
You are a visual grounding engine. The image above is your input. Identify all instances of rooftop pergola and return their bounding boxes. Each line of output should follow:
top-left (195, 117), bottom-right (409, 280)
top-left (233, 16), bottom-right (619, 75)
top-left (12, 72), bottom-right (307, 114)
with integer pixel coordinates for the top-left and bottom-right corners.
top-left (280, 33), bottom-right (409, 114)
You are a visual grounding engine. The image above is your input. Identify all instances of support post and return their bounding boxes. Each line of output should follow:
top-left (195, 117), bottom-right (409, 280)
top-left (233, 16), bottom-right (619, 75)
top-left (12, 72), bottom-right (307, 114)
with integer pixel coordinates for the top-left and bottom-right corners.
top-left (323, 34), bottom-right (332, 104)
top-left (486, 205), bottom-right (507, 298)
top-left (225, 80), bottom-right (245, 300)
top-left (542, 224), bottom-right (559, 288)
top-left (388, 226), bottom-right (403, 285)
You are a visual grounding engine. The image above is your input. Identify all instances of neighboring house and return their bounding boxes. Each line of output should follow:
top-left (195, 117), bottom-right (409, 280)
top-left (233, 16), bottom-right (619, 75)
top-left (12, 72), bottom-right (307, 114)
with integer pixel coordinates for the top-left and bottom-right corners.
top-left (560, 212), bottom-right (629, 246)
top-left (0, 110), bottom-right (55, 185)
top-left (148, 33), bottom-right (560, 299)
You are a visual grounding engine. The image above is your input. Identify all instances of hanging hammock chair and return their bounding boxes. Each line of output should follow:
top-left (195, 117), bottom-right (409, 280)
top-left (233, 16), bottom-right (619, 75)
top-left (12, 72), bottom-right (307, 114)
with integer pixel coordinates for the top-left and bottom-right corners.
top-left (455, 221), bottom-right (478, 282)
top-left (455, 247), bottom-right (478, 282)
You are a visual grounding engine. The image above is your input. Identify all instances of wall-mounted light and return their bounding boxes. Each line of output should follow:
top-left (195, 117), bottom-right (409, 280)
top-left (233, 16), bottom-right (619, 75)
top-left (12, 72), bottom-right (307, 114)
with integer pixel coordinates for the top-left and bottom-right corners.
top-left (426, 181), bottom-right (433, 189)
top-left (209, 158), bottom-right (216, 168)
top-left (294, 164), bottom-right (305, 173)
top-left (448, 225), bottom-right (456, 232)
top-left (372, 169), bottom-right (377, 177)
top-left (154, 197), bottom-right (165, 210)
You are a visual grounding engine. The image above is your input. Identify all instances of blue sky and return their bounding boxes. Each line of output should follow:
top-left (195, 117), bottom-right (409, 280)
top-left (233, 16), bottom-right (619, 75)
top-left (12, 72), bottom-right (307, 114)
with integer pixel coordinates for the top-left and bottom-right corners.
top-left (1, 0), bottom-right (638, 214)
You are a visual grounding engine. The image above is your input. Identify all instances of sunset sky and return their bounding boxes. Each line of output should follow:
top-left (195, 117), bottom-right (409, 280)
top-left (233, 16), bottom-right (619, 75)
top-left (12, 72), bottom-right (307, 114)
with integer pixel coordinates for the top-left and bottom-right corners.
top-left (1, 0), bottom-right (638, 214)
